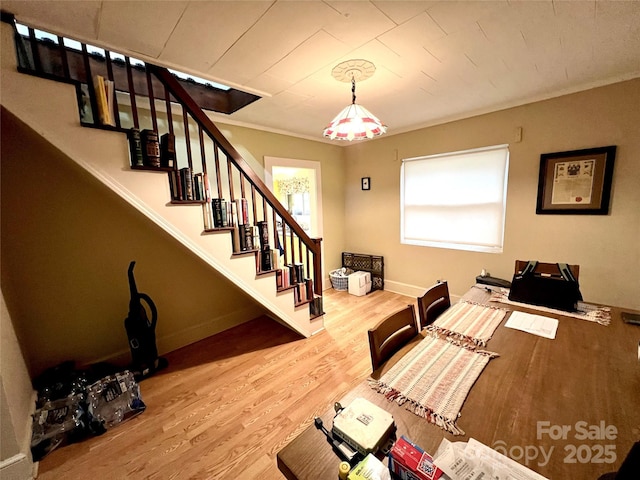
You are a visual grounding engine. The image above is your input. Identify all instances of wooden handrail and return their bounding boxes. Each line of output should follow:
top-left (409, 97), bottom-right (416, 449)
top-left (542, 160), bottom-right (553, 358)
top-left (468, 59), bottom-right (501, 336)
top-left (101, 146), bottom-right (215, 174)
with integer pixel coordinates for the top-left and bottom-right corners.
top-left (147, 65), bottom-right (322, 268)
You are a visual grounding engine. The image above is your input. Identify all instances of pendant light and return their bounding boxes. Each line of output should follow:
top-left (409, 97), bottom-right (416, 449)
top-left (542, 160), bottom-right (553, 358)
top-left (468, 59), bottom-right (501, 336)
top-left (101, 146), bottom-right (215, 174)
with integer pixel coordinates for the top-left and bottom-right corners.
top-left (323, 59), bottom-right (386, 141)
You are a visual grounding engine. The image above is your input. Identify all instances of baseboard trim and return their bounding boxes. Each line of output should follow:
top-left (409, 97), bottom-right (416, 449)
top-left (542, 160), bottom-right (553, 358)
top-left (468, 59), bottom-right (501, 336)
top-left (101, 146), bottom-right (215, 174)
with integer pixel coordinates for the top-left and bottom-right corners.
top-left (88, 305), bottom-right (265, 367)
top-left (0, 453), bottom-right (34, 480)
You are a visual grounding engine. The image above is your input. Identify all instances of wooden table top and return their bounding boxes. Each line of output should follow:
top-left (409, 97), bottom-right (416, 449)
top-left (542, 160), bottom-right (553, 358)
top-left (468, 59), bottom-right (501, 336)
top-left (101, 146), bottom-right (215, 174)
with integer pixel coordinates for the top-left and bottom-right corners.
top-left (277, 286), bottom-right (640, 480)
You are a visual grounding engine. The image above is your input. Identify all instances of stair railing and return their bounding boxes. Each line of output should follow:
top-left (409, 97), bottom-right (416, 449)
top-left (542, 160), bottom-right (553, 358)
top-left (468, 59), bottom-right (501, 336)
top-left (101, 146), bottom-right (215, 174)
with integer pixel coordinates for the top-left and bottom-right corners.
top-left (4, 14), bottom-right (323, 311)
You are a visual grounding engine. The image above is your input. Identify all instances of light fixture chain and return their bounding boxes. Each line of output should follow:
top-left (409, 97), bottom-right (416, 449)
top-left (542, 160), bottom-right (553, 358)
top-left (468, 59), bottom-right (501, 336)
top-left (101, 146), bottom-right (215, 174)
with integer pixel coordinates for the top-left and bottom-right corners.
top-left (351, 76), bottom-right (356, 105)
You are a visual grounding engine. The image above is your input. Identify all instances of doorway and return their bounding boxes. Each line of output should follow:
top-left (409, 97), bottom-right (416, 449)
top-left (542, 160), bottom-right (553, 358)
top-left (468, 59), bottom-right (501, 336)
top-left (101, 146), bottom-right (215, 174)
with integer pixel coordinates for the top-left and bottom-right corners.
top-left (264, 157), bottom-right (323, 239)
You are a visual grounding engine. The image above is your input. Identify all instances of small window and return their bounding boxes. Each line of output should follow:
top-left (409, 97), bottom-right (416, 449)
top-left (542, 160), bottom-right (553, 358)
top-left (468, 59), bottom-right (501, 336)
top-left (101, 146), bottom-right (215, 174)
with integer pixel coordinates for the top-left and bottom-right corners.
top-left (401, 144), bottom-right (509, 253)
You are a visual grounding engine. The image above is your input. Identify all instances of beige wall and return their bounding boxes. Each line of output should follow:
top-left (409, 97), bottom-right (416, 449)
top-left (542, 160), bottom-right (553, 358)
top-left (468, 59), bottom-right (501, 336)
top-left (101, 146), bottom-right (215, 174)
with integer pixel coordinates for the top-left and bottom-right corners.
top-left (343, 78), bottom-right (640, 310)
top-left (1, 288), bottom-right (35, 476)
top-left (1, 109), bottom-right (267, 377)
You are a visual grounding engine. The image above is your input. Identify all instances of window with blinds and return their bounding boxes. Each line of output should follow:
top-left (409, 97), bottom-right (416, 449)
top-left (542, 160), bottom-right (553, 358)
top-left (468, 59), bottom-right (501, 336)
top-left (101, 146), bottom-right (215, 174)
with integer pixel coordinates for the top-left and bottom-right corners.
top-left (400, 144), bottom-right (509, 253)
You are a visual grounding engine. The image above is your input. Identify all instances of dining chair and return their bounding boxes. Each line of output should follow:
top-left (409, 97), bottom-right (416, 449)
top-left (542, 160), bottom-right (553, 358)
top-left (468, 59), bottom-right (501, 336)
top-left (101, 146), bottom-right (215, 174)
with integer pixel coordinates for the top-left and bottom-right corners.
top-left (514, 260), bottom-right (580, 280)
top-left (417, 281), bottom-right (451, 329)
top-left (368, 304), bottom-right (418, 372)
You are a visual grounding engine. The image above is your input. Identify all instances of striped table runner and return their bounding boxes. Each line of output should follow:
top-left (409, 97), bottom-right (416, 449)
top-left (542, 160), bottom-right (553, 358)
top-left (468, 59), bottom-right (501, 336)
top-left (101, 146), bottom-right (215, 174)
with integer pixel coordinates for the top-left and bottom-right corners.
top-left (370, 336), bottom-right (497, 435)
top-left (427, 301), bottom-right (508, 347)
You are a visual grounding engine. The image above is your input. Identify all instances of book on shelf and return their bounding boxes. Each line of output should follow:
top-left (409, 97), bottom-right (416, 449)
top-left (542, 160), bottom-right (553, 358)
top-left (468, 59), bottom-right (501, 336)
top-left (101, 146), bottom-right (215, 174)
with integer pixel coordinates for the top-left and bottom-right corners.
top-left (160, 133), bottom-right (176, 169)
top-left (141, 129), bottom-right (160, 167)
top-left (252, 226), bottom-right (259, 252)
top-left (235, 198), bottom-right (249, 225)
top-left (310, 296), bottom-right (323, 316)
top-left (212, 198), bottom-right (227, 228)
top-left (202, 200), bottom-right (213, 230)
top-left (271, 249), bottom-right (280, 270)
top-left (276, 268), bottom-right (292, 289)
top-left (287, 264), bottom-right (296, 284)
top-left (193, 173), bottom-right (204, 201)
top-left (128, 128), bottom-right (144, 166)
top-left (168, 169), bottom-right (183, 201)
top-left (256, 221), bottom-right (269, 249)
top-left (259, 245), bottom-right (273, 271)
top-left (231, 226), bottom-right (240, 252)
top-left (93, 74), bottom-right (115, 126)
top-left (232, 224), bottom-right (253, 252)
top-left (105, 78), bottom-right (115, 125)
top-left (305, 278), bottom-right (314, 301)
top-left (221, 202), bottom-right (229, 226)
top-left (180, 167), bottom-right (194, 200)
top-left (240, 224), bottom-right (254, 251)
top-left (228, 201), bottom-right (238, 228)
top-left (295, 279), bottom-right (312, 304)
top-left (288, 263), bottom-right (304, 285)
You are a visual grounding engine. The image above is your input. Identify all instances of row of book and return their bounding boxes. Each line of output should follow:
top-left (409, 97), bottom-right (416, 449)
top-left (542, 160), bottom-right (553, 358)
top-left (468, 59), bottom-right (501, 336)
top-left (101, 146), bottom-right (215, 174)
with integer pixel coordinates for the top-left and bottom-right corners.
top-left (170, 168), bottom-right (208, 202)
top-left (232, 224), bottom-right (258, 253)
top-left (128, 129), bottom-right (176, 170)
top-left (274, 266), bottom-right (318, 306)
top-left (275, 263), bottom-right (304, 289)
top-left (209, 198), bottom-right (249, 229)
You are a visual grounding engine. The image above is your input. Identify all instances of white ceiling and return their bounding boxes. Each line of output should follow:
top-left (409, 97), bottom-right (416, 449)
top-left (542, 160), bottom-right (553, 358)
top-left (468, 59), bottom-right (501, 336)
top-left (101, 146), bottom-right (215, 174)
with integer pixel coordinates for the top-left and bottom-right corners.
top-left (4, 1), bottom-right (640, 141)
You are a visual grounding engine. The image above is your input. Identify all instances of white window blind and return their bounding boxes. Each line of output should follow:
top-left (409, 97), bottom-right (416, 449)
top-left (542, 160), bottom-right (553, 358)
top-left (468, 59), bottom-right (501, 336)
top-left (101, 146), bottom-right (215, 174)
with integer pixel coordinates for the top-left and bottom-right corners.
top-left (401, 144), bottom-right (509, 253)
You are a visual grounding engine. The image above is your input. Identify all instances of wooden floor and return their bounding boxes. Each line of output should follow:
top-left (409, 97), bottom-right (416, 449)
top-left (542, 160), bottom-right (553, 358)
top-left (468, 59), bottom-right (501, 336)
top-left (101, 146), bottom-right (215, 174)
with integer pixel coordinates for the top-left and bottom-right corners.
top-left (36, 288), bottom-right (415, 479)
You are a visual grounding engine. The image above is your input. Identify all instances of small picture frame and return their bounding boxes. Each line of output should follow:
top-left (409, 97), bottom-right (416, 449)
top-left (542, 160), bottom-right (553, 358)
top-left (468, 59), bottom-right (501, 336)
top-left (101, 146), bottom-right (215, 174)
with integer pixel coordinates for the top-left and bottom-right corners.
top-left (536, 146), bottom-right (616, 215)
top-left (361, 177), bottom-right (370, 190)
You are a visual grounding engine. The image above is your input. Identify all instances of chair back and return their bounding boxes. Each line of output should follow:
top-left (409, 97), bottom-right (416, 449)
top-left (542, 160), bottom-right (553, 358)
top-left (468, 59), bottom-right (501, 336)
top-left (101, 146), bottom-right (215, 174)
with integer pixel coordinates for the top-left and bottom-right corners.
top-left (417, 281), bottom-right (451, 329)
top-left (514, 260), bottom-right (580, 280)
top-left (368, 304), bottom-right (418, 372)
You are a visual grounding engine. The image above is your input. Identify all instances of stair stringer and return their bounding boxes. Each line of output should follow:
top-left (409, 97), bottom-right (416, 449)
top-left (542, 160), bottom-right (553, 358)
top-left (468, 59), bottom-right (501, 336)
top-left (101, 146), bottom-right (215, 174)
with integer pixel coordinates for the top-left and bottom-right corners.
top-left (1, 57), bottom-right (323, 339)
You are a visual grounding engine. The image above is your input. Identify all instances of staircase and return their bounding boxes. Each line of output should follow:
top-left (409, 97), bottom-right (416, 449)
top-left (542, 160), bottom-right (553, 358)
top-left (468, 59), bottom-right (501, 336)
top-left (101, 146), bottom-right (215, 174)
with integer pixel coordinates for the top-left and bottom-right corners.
top-left (0, 16), bottom-right (324, 338)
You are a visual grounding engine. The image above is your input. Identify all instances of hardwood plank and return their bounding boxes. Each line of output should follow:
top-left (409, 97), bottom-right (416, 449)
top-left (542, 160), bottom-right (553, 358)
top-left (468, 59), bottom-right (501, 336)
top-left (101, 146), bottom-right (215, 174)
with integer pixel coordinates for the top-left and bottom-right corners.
top-left (36, 289), bottom-right (415, 479)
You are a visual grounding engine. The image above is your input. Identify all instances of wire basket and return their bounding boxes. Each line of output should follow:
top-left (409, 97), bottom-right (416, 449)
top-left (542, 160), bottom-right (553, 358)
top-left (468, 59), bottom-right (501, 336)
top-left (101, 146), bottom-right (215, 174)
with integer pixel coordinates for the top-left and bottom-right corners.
top-left (329, 269), bottom-right (351, 291)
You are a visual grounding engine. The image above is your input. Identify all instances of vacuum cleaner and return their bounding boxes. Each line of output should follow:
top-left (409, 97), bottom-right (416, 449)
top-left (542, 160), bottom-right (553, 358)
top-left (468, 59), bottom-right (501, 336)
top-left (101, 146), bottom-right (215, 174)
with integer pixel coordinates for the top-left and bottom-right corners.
top-left (124, 261), bottom-right (168, 380)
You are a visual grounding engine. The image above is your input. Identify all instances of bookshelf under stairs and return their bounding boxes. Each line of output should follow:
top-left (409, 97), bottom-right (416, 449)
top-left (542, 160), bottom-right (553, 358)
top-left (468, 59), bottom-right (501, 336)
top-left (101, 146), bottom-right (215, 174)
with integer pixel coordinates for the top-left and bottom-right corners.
top-left (0, 16), bottom-right (324, 338)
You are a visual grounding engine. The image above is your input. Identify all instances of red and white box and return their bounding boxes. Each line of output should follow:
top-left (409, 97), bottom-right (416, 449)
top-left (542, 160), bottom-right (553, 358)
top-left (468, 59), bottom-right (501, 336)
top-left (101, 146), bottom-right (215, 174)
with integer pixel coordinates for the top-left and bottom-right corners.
top-left (389, 436), bottom-right (443, 480)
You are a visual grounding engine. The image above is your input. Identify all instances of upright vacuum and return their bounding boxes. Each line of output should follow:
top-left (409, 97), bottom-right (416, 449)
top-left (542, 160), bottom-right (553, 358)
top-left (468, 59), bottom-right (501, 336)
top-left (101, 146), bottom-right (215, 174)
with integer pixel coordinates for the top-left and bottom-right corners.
top-left (124, 261), bottom-right (168, 380)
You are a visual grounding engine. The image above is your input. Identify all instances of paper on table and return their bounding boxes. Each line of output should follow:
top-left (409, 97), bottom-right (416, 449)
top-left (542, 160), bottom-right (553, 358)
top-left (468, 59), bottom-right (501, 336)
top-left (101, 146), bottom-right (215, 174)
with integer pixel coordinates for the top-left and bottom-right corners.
top-left (505, 311), bottom-right (558, 339)
top-left (433, 437), bottom-right (549, 480)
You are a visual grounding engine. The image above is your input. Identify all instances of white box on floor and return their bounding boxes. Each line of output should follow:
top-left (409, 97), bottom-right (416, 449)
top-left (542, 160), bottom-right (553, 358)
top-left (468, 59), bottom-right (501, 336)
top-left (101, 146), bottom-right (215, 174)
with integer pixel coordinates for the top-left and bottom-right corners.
top-left (348, 271), bottom-right (372, 296)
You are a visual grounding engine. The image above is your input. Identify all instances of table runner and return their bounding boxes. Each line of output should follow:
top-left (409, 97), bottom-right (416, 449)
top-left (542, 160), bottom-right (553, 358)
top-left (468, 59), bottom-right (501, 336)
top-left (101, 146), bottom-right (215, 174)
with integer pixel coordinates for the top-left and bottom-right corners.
top-left (488, 290), bottom-right (611, 326)
top-left (369, 336), bottom-right (497, 435)
top-left (426, 301), bottom-right (508, 347)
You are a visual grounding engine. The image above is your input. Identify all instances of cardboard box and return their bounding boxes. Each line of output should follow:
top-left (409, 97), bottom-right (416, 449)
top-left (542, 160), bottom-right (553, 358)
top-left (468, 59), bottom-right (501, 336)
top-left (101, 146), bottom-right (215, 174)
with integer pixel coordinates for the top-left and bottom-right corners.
top-left (389, 436), bottom-right (443, 480)
top-left (348, 271), bottom-right (372, 296)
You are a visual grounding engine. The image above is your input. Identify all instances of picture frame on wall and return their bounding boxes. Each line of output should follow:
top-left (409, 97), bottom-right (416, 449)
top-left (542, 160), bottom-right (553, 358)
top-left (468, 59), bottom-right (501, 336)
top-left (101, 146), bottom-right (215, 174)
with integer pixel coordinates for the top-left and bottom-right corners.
top-left (361, 177), bottom-right (370, 190)
top-left (536, 145), bottom-right (616, 215)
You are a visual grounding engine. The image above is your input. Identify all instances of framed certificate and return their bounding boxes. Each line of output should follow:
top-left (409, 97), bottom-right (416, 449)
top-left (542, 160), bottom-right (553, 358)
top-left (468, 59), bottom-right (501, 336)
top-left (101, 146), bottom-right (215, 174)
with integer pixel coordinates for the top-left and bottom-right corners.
top-left (536, 146), bottom-right (616, 215)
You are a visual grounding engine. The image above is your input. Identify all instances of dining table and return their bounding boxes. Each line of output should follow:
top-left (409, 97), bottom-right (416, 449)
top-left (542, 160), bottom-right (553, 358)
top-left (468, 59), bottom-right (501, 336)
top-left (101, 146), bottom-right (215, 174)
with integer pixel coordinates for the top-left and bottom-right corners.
top-left (277, 286), bottom-right (640, 479)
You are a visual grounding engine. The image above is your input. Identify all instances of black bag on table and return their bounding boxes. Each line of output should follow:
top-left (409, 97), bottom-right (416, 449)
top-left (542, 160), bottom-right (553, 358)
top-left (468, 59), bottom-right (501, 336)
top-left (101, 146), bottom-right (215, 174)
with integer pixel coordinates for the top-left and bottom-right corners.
top-left (508, 261), bottom-right (583, 312)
